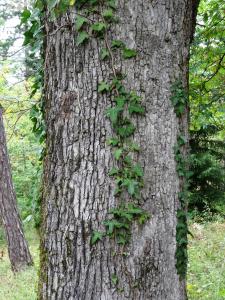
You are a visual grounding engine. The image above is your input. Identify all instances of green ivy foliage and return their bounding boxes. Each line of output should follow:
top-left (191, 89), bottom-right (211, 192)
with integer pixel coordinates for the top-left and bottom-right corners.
top-left (171, 81), bottom-right (189, 278)
top-left (71, 0), bottom-right (149, 246)
top-left (22, 0), bottom-right (149, 247)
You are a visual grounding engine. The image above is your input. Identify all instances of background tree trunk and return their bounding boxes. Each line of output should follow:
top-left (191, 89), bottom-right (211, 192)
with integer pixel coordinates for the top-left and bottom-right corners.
top-left (0, 107), bottom-right (33, 271)
top-left (39, 0), bottom-right (199, 299)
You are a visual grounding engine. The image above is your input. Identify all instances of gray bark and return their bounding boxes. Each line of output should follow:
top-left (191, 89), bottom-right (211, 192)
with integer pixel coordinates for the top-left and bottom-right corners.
top-left (0, 107), bottom-right (33, 271)
top-left (39, 0), bottom-right (199, 299)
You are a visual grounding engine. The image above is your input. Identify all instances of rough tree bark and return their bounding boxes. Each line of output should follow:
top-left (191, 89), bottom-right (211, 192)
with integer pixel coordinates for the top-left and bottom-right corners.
top-left (39, 0), bottom-right (199, 299)
top-left (0, 107), bottom-right (33, 271)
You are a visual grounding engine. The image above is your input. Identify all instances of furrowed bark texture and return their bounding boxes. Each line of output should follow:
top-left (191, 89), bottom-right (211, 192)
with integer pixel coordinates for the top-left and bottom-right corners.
top-left (0, 108), bottom-right (33, 271)
top-left (39, 1), bottom-right (198, 299)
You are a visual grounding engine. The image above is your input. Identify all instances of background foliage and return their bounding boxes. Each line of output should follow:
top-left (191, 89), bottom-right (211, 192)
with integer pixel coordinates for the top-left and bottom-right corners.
top-left (189, 0), bottom-right (225, 216)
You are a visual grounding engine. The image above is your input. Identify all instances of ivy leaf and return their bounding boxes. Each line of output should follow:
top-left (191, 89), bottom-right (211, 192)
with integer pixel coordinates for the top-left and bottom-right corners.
top-left (133, 164), bottom-right (144, 177)
top-left (91, 22), bottom-right (107, 33)
top-left (129, 143), bottom-right (140, 152)
top-left (124, 155), bottom-right (132, 165)
top-left (117, 234), bottom-right (127, 245)
top-left (109, 167), bottom-right (119, 176)
top-left (114, 186), bottom-right (122, 195)
top-left (100, 48), bottom-right (110, 60)
top-left (116, 123), bottom-right (136, 138)
top-left (106, 106), bottom-right (123, 123)
top-left (138, 212), bottom-right (149, 224)
top-left (114, 148), bottom-right (123, 160)
top-left (111, 39), bottom-right (125, 49)
top-left (69, 0), bottom-right (76, 5)
top-left (123, 48), bottom-right (137, 59)
top-left (75, 15), bottom-right (88, 31)
top-left (102, 9), bottom-right (114, 20)
top-left (106, 137), bottom-right (120, 146)
top-left (76, 31), bottom-right (89, 46)
top-left (107, 0), bottom-right (116, 9)
top-left (128, 103), bottom-right (145, 114)
top-left (20, 9), bottom-right (31, 24)
top-left (123, 179), bottom-right (138, 196)
top-left (177, 135), bottom-right (186, 146)
top-left (91, 231), bottom-right (103, 245)
top-left (111, 274), bottom-right (118, 285)
top-left (127, 204), bottom-right (143, 214)
top-left (98, 81), bottom-right (110, 93)
top-left (115, 96), bottom-right (126, 108)
top-left (103, 220), bottom-right (125, 235)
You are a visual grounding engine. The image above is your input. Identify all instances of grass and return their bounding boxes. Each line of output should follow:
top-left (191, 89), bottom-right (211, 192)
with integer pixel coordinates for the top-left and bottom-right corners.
top-left (0, 221), bottom-right (224, 299)
top-left (187, 221), bottom-right (225, 300)
top-left (0, 226), bottom-right (39, 300)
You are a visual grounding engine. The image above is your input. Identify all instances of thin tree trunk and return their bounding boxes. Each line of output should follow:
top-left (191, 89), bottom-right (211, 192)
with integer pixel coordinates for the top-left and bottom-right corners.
top-left (39, 0), bottom-right (199, 299)
top-left (0, 107), bottom-right (33, 271)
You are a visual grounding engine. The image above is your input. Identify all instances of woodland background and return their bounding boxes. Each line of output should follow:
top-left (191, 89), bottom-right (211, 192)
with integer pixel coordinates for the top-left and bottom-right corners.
top-left (0, 0), bottom-right (224, 299)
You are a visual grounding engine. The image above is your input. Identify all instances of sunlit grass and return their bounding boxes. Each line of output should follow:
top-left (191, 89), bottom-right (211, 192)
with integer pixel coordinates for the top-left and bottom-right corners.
top-left (188, 221), bottom-right (225, 300)
top-left (0, 226), bottom-right (39, 300)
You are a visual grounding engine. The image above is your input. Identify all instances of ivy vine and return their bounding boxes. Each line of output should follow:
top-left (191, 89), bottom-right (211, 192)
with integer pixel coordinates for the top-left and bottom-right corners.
top-left (171, 80), bottom-right (191, 279)
top-left (72, 0), bottom-right (149, 246)
top-left (22, 0), bottom-right (149, 249)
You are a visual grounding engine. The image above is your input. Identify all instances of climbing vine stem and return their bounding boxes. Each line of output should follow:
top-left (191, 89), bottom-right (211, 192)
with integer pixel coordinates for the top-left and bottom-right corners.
top-left (171, 80), bottom-right (192, 279)
top-left (75, 0), bottom-right (150, 246)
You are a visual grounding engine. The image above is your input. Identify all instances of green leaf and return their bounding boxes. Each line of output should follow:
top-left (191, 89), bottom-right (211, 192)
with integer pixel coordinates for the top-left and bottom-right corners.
top-left (76, 31), bottom-right (89, 46)
top-left (133, 164), bottom-right (144, 177)
top-left (128, 103), bottom-right (145, 114)
top-left (111, 274), bottom-right (118, 285)
top-left (177, 135), bottom-right (186, 146)
top-left (111, 40), bottom-right (125, 49)
top-left (116, 123), bottom-right (135, 138)
top-left (114, 186), bottom-right (122, 195)
top-left (123, 48), bottom-right (137, 59)
top-left (129, 143), bottom-right (140, 152)
top-left (20, 9), bottom-right (31, 24)
top-left (75, 15), bottom-right (88, 31)
top-left (127, 204), bottom-right (143, 214)
top-left (100, 48), bottom-right (109, 60)
top-left (102, 9), bottom-right (114, 20)
top-left (109, 167), bottom-right (119, 176)
top-left (106, 107), bottom-right (123, 123)
top-left (117, 235), bottom-right (127, 245)
top-left (114, 148), bottom-right (123, 160)
top-left (107, 0), bottom-right (116, 9)
top-left (129, 91), bottom-right (142, 102)
top-left (103, 220), bottom-right (127, 234)
top-left (91, 22), bottom-right (106, 33)
top-left (91, 231), bottom-right (103, 245)
top-left (124, 155), bottom-right (132, 165)
top-left (98, 81), bottom-right (110, 93)
top-left (123, 179), bottom-right (138, 196)
top-left (115, 96), bottom-right (126, 108)
top-left (138, 212), bottom-right (149, 224)
top-left (106, 137), bottom-right (120, 146)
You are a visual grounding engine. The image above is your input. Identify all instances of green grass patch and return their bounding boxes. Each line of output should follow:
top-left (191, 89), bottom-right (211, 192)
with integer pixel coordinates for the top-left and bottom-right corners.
top-left (0, 226), bottom-right (39, 300)
top-left (188, 222), bottom-right (225, 300)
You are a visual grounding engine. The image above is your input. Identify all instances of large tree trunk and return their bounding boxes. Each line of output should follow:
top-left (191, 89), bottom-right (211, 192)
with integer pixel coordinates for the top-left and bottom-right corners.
top-left (39, 1), bottom-right (199, 299)
top-left (0, 107), bottom-right (33, 271)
